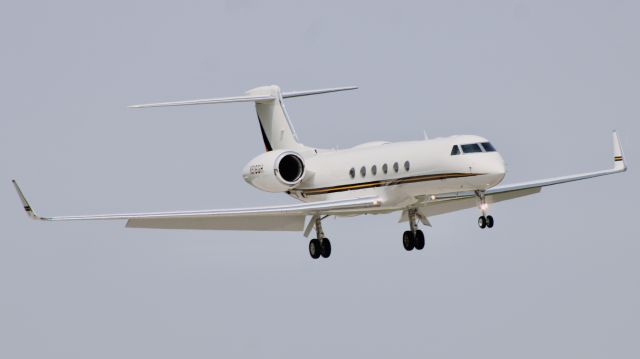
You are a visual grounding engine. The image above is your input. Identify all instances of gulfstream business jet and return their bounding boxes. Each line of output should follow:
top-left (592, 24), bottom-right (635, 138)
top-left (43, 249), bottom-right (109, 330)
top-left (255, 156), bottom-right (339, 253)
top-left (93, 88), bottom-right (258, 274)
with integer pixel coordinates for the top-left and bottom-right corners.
top-left (13, 85), bottom-right (627, 259)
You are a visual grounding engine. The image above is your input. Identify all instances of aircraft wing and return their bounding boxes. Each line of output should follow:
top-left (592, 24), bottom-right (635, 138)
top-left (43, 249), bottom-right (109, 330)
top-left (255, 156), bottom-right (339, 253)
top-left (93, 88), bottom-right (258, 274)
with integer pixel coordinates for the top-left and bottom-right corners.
top-left (11, 180), bottom-right (381, 231)
top-left (421, 131), bottom-right (627, 218)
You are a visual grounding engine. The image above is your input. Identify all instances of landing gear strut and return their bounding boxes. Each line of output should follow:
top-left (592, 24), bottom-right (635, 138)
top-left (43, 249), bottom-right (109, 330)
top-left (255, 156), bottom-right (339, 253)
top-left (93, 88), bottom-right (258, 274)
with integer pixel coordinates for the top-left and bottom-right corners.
top-left (402, 208), bottom-right (425, 251)
top-left (309, 216), bottom-right (331, 259)
top-left (476, 190), bottom-right (494, 229)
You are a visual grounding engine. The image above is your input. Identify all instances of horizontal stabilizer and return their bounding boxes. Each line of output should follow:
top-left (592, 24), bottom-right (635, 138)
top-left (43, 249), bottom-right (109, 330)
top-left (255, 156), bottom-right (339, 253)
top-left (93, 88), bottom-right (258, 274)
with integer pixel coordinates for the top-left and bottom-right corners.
top-left (128, 85), bottom-right (357, 108)
top-left (129, 95), bottom-right (276, 108)
top-left (282, 86), bottom-right (358, 98)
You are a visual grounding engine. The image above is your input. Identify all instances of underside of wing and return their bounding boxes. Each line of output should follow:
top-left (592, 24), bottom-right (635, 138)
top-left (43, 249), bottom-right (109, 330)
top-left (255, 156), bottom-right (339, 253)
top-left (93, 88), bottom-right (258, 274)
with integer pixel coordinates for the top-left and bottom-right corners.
top-left (126, 214), bottom-right (307, 231)
top-left (421, 187), bottom-right (541, 218)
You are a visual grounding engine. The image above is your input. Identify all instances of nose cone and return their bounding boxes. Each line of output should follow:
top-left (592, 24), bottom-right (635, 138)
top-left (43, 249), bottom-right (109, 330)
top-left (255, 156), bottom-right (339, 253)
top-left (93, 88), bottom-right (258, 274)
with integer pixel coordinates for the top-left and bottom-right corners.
top-left (491, 155), bottom-right (506, 176)
top-left (481, 153), bottom-right (506, 187)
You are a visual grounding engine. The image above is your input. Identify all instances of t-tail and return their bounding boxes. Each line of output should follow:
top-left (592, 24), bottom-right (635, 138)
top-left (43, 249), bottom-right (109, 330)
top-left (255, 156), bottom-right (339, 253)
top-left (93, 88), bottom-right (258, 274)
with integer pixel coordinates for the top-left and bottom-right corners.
top-left (129, 85), bottom-right (357, 151)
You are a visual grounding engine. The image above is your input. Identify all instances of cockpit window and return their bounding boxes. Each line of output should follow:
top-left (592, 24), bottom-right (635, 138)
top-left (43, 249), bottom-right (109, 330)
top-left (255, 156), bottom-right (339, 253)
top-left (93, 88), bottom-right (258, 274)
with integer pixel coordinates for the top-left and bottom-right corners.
top-left (461, 143), bottom-right (483, 153)
top-left (451, 145), bottom-right (460, 155)
top-left (480, 142), bottom-right (496, 152)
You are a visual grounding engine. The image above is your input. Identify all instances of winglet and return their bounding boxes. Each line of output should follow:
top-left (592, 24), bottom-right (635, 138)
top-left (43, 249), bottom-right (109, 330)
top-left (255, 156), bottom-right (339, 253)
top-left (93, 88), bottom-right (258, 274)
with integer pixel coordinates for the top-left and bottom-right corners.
top-left (12, 180), bottom-right (42, 220)
top-left (613, 131), bottom-right (627, 172)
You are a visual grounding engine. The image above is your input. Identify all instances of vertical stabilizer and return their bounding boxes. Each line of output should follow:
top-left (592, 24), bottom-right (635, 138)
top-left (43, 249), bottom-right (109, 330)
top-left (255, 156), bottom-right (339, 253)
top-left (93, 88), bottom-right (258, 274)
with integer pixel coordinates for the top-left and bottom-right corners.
top-left (246, 85), bottom-right (305, 151)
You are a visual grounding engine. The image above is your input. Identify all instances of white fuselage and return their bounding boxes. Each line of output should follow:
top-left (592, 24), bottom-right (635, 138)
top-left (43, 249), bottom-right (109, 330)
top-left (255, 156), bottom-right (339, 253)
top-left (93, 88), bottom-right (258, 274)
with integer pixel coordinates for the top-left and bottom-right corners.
top-left (245, 135), bottom-right (507, 212)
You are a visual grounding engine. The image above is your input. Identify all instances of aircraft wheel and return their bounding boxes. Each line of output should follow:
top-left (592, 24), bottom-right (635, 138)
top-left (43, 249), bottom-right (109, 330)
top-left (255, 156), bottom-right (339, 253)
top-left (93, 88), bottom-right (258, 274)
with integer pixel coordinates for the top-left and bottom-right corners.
top-left (403, 231), bottom-right (415, 251)
top-left (486, 215), bottom-right (494, 228)
top-left (321, 238), bottom-right (332, 258)
top-left (309, 238), bottom-right (322, 259)
top-left (478, 216), bottom-right (487, 229)
top-left (414, 230), bottom-right (425, 250)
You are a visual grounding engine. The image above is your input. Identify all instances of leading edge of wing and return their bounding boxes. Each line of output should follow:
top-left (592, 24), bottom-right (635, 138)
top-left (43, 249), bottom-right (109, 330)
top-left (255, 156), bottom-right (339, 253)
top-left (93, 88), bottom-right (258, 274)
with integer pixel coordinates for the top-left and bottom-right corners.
top-left (11, 180), bottom-right (381, 221)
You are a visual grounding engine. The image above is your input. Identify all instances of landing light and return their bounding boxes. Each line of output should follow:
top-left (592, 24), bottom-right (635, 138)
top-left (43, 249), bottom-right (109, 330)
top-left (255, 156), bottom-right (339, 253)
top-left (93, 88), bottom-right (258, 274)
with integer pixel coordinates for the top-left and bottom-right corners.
top-left (480, 203), bottom-right (489, 211)
top-left (430, 195), bottom-right (436, 200)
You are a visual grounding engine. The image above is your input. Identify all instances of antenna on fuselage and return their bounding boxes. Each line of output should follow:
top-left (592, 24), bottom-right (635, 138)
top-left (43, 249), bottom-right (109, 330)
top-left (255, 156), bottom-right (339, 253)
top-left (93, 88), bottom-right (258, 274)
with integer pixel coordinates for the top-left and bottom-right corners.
top-left (423, 130), bottom-right (429, 140)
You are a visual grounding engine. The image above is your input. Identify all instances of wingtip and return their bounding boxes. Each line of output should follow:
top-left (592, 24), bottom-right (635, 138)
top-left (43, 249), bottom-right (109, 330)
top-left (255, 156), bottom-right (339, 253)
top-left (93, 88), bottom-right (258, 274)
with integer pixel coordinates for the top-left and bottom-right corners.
top-left (612, 131), bottom-right (626, 171)
top-left (11, 180), bottom-right (41, 220)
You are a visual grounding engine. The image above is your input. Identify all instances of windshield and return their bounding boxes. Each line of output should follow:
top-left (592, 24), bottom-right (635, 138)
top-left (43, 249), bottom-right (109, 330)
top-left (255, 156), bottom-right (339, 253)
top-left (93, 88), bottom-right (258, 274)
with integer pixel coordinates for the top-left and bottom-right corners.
top-left (461, 143), bottom-right (483, 153)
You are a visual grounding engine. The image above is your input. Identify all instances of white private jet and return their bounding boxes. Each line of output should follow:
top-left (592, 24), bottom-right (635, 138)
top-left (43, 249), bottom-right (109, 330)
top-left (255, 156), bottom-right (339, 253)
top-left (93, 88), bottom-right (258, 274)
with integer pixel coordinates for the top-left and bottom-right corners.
top-left (13, 85), bottom-right (627, 259)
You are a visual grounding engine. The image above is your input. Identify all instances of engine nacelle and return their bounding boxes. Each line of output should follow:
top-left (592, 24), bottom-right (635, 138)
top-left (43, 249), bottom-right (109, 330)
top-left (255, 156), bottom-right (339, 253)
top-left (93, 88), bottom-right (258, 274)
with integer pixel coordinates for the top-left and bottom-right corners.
top-left (242, 150), bottom-right (306, 192)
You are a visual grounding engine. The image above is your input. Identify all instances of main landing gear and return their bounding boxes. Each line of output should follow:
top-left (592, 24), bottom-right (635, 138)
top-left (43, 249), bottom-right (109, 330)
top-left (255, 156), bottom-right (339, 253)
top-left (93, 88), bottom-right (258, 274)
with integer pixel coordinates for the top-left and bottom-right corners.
top-left (402, 208), bottom-right (425, 251)
top-left (309, 216), bottom-right (331, 259)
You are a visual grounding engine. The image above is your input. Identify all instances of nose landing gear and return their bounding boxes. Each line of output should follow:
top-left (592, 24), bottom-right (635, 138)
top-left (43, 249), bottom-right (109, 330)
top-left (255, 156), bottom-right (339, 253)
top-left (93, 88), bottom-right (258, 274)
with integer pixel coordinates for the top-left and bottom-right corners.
top-left (402, 208), bottom-right (425, 251)
top-left (476, 191), bottom-right (495, 229)
top-left (478, 215), bottom-right (494, 229)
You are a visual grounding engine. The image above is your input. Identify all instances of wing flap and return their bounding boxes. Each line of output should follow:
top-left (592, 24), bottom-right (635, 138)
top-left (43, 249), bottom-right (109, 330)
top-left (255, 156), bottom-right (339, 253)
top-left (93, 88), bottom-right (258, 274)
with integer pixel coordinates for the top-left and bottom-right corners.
top-left (126, 215), bottom-right (305, 231)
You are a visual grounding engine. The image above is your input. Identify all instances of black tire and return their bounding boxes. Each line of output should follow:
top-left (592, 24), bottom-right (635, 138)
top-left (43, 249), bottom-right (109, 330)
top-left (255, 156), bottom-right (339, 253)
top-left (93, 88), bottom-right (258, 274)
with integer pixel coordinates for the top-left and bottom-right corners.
top-left (478, 216), bottom-right (487, 229)
top-left (486, 215), bottom-right (494, 228)
top-left (321, 238), bottom-right (332, 258)
top-left (414, 230), bottom-right (425, 250)
top-left (403, 231), bottom-right (415, 251)
top-left (309, 238), bottom-right (321, 259)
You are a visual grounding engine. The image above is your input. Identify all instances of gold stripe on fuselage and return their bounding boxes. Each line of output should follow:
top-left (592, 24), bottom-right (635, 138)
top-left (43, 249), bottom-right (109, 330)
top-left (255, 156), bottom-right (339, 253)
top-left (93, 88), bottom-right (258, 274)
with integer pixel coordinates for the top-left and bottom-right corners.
top-left (299, 172), bottom-right (482, 196)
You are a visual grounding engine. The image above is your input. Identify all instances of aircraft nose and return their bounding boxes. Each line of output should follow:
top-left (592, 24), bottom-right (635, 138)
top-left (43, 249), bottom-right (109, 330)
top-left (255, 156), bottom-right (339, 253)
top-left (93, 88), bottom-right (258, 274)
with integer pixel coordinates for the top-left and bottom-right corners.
top-left (481, 153), bottom-right (506, 187)
top-left (493, 155), bottom-right (506, 176)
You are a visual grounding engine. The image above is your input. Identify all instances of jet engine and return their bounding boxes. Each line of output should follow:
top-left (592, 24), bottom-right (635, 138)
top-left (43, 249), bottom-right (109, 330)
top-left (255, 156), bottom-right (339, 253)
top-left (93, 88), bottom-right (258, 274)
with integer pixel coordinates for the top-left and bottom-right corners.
top-left (242, 150), bottom-right (307, 192)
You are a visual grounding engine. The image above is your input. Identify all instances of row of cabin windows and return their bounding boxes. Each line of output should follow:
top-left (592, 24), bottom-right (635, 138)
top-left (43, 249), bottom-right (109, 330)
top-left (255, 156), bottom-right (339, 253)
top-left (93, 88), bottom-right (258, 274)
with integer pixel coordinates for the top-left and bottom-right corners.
top-left (349, 161), bottom-right (410, 179)
top-left (451, 142), bottom-right (496, 155)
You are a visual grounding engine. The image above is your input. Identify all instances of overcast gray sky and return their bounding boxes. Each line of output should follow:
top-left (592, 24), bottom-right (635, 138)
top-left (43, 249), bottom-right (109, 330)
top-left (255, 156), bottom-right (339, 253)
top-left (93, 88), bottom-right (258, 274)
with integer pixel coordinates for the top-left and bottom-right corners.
top-left (1, 1), bottom-right (638, 358)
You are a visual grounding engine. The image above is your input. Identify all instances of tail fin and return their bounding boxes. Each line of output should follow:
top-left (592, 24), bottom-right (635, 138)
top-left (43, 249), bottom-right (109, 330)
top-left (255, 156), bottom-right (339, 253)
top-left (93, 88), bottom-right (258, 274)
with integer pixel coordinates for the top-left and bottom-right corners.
top-left (246, 85), bottom-right (302, 151)
top-left (129, 85), bottom-right (357, 151)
